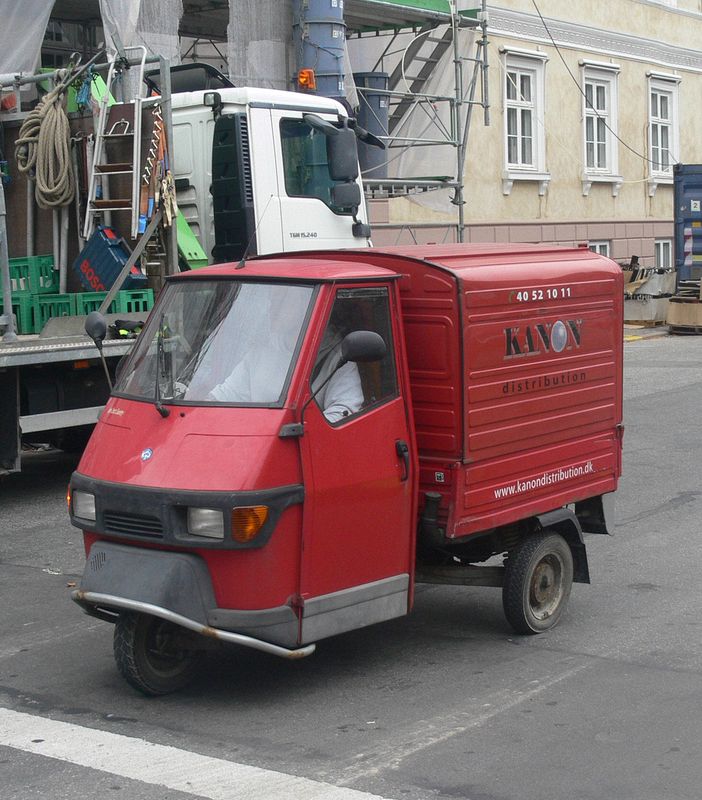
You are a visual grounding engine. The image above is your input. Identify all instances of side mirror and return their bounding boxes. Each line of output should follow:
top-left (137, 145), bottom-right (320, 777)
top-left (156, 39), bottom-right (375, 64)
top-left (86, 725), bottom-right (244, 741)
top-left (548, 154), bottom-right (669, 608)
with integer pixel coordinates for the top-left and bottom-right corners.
top-left (85, 311), bottom-right (107, 348)
top-left (327, 127), bottom-right (359, 181)
top-left (204, 90), bottom-right (223, 118)
top-left (341, 331), bottom-right (386, 364)
top-left (331, 182), bottom-right (362, 210)
top-left (84, 311), bottom-right (113, 392)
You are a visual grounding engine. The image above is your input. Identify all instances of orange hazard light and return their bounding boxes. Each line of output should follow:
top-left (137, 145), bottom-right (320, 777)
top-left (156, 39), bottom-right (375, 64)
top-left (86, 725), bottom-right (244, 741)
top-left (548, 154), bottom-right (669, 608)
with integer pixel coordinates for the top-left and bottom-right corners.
top-left (297, 68), bottom-right (317, 90)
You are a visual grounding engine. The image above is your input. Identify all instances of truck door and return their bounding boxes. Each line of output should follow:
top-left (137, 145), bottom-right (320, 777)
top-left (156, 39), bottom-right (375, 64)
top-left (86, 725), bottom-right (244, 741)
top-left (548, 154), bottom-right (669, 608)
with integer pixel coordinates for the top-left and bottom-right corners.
top-left (299, 285), bottom-right (416, 644)
top-left (268, 110), bottom-right (367, 250)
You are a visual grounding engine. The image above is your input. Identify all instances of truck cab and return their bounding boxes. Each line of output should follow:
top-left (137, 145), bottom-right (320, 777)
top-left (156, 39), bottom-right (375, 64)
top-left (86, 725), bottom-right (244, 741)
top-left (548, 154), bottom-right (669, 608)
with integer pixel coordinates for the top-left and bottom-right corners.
top-left (171, 88), bottom-right (372, 263)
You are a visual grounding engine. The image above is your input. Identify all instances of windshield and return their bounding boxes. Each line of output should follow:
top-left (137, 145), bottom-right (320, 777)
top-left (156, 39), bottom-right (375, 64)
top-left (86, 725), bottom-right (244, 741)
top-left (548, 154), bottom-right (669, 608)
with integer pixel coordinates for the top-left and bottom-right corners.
top-left (115, 281), bottom-right (315, 406)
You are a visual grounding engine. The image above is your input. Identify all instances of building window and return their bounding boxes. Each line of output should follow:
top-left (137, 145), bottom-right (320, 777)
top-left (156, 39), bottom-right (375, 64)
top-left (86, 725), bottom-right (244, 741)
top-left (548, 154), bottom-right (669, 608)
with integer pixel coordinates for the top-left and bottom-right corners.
top-left (501, 49), bottom-right (549, 195)
top-left (506, 67), bottom-right (535, 168)
top-left (648, 75), bottom-right (680, 189)
top-left (588, 241), bottom-right (611, 257)
top-left (655, 239), bottom-right (672, 269)
top-left (580, 63), bottom-right (622, 197)
top-left (585, 80), bottom-right (609, 170)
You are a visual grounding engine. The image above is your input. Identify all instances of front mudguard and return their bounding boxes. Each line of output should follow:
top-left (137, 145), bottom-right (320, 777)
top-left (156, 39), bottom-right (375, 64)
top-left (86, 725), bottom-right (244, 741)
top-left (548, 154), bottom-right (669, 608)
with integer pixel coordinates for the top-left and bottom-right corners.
top-left (73, 541), bottom-right (312, 659)
top-left (75, 541), bottom-right (216, 624)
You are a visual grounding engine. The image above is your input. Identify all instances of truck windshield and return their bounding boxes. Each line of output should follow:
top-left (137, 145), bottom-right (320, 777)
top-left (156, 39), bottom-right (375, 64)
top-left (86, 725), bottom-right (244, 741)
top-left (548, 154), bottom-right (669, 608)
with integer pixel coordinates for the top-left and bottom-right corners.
top-left (115, 281), bottom-right (315, 406)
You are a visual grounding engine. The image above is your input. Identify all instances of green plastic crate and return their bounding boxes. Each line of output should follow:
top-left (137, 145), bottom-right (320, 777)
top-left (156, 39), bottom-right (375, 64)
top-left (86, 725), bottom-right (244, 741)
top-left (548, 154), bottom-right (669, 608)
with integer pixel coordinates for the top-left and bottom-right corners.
top-left (1, 255), bottom-right (57, 295)
top-left (11, 294), bottom-right (35, 334)
top-left (73, 291), bottom-right (118, 315)
top-left (114, 289), bottom-right (154, 314)
top-left (33, 293), bottom-right (76, 331)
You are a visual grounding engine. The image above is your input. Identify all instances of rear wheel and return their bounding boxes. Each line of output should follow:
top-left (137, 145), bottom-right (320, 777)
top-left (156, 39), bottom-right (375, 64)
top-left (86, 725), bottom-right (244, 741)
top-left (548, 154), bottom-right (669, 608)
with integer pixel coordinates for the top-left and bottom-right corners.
top-left (113, 613), bottom-right (204, 696)
top-left (503, 532), bottom-right (574, 635)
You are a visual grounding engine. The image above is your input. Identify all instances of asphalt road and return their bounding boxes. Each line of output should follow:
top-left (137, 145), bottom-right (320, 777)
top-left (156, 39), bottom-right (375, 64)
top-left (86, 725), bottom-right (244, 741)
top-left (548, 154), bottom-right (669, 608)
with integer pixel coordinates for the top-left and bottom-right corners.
top-left (1, 332), bottom-right (701, 800)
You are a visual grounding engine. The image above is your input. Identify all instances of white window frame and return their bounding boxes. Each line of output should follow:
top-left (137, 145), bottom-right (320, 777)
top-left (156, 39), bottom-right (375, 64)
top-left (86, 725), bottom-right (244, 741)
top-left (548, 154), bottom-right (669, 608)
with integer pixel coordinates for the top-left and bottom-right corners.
top-left (588, 241), bottom-right (611, 257)
top-left (580, 61), bottom-right (622, 197)
top-left (655, 239), bottom-right (673, 269)
top-left (501, 47), bottom-right (549, 196)
top-left (648, 73), bottom-right (680, 195)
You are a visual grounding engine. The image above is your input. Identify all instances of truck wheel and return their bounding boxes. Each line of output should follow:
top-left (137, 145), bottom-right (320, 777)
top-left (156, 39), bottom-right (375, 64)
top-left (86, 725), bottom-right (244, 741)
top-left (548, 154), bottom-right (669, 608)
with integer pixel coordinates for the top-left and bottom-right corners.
top-left (113, 612), bottom-right (204, 696)
top-left (503, 532), bottom-right (573, 635)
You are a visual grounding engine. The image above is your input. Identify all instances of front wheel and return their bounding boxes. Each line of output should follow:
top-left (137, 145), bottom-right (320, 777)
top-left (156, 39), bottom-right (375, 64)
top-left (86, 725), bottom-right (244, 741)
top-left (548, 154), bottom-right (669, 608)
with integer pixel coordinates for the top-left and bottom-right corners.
top-left (113, 613), bottom-right (205, 696)
top-left (502, 532), bottom-right (574, 635)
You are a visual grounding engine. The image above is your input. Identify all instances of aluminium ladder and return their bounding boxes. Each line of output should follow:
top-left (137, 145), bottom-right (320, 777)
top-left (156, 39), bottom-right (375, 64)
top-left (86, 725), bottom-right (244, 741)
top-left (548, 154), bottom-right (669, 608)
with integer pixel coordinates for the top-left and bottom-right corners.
top-left (83, 47), bottom-right (148, 242)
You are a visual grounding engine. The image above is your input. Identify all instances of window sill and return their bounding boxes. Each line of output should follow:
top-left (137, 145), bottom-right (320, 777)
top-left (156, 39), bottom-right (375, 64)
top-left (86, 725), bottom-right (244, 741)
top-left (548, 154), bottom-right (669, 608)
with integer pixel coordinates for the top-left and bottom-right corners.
top-left (502, 170), bottom-right (551, 196)
top-left (581, 174), bottom-right (624, 197)
top-left (648, 174), bottom-right (674, 197)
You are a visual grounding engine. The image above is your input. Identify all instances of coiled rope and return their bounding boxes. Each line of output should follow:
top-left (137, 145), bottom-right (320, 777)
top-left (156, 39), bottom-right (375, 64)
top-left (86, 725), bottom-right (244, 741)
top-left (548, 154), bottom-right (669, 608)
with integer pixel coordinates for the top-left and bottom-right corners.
top-left (14, 70), bottom-right (76, 210)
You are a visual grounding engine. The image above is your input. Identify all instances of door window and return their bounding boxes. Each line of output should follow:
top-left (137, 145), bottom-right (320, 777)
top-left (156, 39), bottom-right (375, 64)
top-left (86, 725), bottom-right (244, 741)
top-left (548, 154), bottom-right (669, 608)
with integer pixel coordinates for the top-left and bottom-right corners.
top-left (280, 119), bottom-right (352, 215)
top-left (312, 287), bottom-right (398, 424)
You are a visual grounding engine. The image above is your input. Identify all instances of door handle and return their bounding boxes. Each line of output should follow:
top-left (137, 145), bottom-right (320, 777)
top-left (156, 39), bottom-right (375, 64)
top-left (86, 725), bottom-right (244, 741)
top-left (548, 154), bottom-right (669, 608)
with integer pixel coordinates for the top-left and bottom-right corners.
top-left (396, 439), bottom-right (410, 482)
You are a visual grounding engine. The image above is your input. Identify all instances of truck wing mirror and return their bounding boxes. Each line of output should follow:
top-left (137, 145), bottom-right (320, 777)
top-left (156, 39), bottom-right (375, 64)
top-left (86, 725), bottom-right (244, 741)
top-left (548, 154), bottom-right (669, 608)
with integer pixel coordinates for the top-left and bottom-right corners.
top-left (331, 182), bottom-right (361, 210)
top-left (327, 127), bottom-right (359, 181)
top-left (341, 331), bottom-right (386, 364)
top-left (353, 123), bottom-right (386, 150)
top-left (302, 113), bottom-right (360, 182)
top-left (303, 113), bottom-right (339, 136)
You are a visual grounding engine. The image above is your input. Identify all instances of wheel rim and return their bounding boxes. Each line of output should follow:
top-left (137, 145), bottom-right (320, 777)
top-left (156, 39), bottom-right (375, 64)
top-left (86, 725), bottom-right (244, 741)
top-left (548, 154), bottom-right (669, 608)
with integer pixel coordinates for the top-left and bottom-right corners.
top-left (528, 553), bottom-right (565, 621)
top-left (143, 619), bottom-right (195, 678)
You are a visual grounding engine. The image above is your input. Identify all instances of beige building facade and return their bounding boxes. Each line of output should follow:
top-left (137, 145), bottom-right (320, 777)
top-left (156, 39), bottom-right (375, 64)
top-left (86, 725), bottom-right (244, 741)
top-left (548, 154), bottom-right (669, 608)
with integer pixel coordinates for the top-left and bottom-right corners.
top-left (374, 0), bottom-right (702, 267)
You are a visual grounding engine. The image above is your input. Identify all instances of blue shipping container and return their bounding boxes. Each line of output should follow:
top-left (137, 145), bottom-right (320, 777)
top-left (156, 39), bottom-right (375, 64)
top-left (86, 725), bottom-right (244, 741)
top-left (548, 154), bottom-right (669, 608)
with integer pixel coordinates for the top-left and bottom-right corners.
top-left (674, 164), bottom-right (702, 283)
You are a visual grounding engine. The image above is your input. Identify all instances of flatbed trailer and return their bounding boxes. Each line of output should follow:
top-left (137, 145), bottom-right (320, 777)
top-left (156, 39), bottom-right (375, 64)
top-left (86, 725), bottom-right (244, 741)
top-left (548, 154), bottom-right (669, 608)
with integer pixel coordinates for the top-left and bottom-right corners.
top-left (0, 334), bottom-right (132, 474)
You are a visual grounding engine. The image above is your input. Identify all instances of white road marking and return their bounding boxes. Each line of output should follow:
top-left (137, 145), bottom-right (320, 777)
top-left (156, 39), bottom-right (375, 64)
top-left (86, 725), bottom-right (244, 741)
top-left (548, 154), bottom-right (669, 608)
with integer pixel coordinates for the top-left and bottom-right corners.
top-left (0, 621), bottom-right (103, 660)
top-left (336, 658), bottom-right (592, 782)
top-left (0, 707), bottom-right (391, 800)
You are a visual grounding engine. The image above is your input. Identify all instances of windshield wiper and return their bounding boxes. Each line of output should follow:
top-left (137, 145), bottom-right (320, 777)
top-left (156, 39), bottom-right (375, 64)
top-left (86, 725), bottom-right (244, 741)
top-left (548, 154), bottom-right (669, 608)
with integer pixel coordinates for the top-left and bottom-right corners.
top-left (155, 314), bottom-right (170, 418)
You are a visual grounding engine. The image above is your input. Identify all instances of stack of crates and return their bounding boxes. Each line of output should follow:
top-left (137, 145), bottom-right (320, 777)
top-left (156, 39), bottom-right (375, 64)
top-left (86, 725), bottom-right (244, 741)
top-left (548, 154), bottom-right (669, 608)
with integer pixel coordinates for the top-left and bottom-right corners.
top-left (1, 256), bottom-right (154, 334)
top-left (0, 255), bottom-right (58, 334)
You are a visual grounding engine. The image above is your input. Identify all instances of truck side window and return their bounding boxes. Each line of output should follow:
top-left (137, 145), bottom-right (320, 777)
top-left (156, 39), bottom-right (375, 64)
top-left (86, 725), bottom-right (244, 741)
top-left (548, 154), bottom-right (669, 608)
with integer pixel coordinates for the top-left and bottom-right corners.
top-left (280, 119), bottom-right (352, 215)
top-left (312, 288), bottom-right (398, 424)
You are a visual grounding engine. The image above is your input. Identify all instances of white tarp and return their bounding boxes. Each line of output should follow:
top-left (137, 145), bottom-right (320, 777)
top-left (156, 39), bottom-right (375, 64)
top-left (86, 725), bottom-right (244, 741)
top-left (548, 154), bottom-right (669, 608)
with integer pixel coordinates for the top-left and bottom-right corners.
top-left (99, 0), bottom-right (183, 64)
top-left (0, 1), bottom-right (54, 75)
top-left (227, 0), bottom-right (293, 89)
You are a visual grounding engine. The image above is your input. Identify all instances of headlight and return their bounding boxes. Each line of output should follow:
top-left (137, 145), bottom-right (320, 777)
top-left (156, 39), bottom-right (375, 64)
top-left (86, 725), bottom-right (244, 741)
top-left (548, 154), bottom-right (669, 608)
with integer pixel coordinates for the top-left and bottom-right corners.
top-left (72, 490), bottom-right (96, 521)
top-left (187, 507), bottom-right (225, 539)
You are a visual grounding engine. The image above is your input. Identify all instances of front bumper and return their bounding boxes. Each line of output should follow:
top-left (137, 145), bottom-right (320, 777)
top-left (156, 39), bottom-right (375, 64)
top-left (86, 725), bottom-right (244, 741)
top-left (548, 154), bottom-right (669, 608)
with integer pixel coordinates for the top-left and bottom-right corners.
top-left (74, 540), bottom-right (312, 658)
top-left (73, 590), bottom-right (315, 659)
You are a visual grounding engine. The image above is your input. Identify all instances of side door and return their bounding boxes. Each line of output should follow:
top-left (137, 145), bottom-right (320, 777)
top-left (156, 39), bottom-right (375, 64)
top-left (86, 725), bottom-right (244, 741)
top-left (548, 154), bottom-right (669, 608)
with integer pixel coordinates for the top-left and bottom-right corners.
top-left (269, 109), bottom-right (365, 250)
top-left (298, 284), bottom-right (417, 644)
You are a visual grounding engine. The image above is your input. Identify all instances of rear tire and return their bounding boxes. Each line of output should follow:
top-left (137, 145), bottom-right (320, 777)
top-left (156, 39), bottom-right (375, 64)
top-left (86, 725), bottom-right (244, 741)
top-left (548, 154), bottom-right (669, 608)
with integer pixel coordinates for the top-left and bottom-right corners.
top-left (113, 613), bottom-right (204, 696)
top-left (503, 532), bottom-right (574, 635)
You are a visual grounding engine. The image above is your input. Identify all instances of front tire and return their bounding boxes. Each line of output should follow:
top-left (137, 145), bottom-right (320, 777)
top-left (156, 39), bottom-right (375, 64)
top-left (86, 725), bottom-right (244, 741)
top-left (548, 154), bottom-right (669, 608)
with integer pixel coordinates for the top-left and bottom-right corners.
top-left (113, 613), bottom-right (204, 696)
top-left (503, 532), bottom-right (574, 635)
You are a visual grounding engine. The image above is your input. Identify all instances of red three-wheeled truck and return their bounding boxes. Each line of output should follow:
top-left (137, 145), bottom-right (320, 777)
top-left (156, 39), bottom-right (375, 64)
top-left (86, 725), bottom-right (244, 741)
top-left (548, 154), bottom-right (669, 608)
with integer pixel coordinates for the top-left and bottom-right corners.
top-left (69, 243), bottom-right (623, 694)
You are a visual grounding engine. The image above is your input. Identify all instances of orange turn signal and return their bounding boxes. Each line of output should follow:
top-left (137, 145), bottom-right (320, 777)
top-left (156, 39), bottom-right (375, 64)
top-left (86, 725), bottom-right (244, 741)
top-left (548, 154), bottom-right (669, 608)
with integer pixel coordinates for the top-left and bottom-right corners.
top-left (231, 505), bottom-right (269, 543)
top-left (297, 68), bottom-right (317, 90)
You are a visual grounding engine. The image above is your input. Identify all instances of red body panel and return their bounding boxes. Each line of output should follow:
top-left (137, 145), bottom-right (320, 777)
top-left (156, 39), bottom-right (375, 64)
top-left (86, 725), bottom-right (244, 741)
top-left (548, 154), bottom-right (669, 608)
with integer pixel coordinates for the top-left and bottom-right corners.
top-left (283, 244), bottom-right (623, 539)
